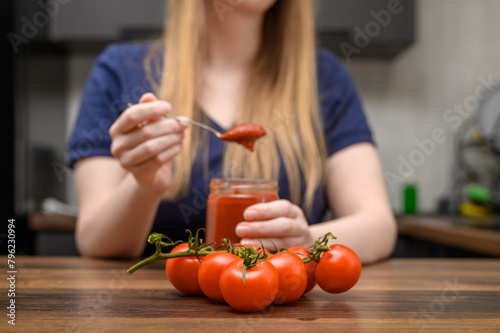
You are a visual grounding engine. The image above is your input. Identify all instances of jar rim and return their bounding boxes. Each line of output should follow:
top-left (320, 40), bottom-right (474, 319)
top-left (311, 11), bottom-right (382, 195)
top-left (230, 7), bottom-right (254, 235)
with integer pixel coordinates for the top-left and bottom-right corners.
top-left (209, 178), bottom-right (278, 191)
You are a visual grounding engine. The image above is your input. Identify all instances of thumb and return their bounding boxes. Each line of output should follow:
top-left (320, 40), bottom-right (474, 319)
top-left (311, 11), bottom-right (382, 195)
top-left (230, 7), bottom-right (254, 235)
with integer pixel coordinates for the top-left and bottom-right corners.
top-left (139, 92), bottom-right (158, 104)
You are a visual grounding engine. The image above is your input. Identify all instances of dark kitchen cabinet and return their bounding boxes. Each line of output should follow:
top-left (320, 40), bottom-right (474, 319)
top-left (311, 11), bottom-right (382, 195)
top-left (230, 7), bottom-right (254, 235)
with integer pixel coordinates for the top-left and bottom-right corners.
top-left (315, 0), bottom-right (415, 59)
top-left (20, 0), bottom-right (415, 57)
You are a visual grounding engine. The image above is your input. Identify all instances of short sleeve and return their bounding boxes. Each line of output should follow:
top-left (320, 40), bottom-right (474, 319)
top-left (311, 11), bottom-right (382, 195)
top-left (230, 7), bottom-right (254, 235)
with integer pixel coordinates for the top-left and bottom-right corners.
top-left (66, 43), bottom-right (152, 167)
top-left (316, 49), bottom-right (374, 156)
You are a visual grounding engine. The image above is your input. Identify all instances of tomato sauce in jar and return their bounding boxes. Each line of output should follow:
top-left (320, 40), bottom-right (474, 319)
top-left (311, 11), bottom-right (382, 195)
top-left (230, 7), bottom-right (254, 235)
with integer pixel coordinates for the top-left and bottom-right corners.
top-left (205, 178), bottom-right (279, 245)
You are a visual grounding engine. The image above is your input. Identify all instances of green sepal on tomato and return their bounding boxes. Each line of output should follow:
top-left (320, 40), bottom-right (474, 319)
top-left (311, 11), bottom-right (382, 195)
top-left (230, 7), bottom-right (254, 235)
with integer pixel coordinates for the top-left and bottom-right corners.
top-left (232, 243), bottom-right (271, 255)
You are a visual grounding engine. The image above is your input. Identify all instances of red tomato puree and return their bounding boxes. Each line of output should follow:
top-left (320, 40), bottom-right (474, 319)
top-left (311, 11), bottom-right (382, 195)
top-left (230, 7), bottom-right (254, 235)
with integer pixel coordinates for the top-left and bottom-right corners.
top-left (219, 123), bottom-right (266, 152)
top-left (205, 179), bottom-right (278, 245)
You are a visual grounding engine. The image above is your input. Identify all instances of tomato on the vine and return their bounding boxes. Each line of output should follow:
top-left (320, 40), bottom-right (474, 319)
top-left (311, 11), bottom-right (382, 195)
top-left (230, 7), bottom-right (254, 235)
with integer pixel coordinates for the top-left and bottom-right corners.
top-left (266, 252), bottom-right (307, 304)
top-left (314, 244), bottom-right (361, 293)
top-left (165, 243), bottom-right (204, 295)
top-left (197, 251), bottom-right (241, 302)
top-left (288, 246), bottom-right (317, 294)
top-left (219, 259), bottom-right (279, 312)
top-left (233, 244), bottom-right (271, 255)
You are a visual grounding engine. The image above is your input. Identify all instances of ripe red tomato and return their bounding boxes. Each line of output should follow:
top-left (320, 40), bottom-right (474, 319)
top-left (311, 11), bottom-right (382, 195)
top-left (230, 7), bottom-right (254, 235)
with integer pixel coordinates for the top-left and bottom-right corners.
top-left (266, 252), bottom-right (307, 304)
top-left (219, 259), bottom-right (279, 312)
top-left (197, 251), bottom-right (241, 303)
top-left (288, 246), bottom-right (317, 294)
top-left (165, 243), bottom-right (204, 295)
top-left (314, 244), bottom-right (361, 293)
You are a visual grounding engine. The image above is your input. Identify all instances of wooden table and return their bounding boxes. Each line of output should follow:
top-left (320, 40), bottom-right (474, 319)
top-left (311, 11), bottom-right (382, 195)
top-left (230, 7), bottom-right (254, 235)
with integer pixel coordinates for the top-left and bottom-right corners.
top-left (1, 256), bottom-right (499, 332)
top-left (398, 215), bottom-right (500, 256)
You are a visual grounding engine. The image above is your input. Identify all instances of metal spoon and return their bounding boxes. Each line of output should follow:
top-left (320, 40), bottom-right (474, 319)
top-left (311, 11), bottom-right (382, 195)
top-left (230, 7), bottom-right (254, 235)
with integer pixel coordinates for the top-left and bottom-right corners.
top-left (127, 103), bottom-right (222, 138)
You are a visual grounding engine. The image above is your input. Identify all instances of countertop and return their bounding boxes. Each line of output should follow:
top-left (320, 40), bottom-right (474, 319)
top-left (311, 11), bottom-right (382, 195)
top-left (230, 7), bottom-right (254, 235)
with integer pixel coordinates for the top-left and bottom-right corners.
top-left (1, 256), bottom-right (499, 332)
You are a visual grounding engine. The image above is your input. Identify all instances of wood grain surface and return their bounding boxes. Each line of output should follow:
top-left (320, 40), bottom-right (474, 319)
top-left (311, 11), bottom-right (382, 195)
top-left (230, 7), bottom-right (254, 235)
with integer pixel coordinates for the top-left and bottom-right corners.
top-left (1, 256), bottom-right (499, 332)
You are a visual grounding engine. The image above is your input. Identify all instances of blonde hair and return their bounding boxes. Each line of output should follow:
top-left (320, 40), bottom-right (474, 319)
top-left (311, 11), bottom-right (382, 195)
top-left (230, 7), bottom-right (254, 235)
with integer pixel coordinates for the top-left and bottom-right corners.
top-left (145, 0), bottom-right (327, 216)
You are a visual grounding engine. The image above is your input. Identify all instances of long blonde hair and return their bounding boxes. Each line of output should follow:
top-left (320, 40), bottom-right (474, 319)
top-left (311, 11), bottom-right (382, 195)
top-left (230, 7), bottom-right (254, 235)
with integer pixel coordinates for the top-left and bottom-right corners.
top-left (145, 0), bottom-right (327, 215)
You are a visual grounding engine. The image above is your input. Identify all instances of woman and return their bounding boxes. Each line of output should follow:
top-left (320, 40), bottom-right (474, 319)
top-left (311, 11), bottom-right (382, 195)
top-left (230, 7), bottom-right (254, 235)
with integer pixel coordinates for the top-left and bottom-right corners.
top-left (68, 0), bottom-right (397, 263)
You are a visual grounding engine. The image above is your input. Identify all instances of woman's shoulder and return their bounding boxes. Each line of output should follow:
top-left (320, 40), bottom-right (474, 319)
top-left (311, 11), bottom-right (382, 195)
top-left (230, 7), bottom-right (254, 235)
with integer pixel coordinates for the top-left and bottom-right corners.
top-left (89, 40), bottom-right (160, 98)
top-left (315, 47), bottom-right (359, 99)
top-left (315, 48), bottom-right (353, 84)
top-left (96, 41), bottom-right (155, 65)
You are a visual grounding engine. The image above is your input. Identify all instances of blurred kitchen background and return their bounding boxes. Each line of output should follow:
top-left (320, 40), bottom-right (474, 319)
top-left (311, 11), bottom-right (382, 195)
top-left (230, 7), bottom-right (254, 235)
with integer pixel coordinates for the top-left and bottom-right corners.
top-left (3, 0), bottom-right (500, 257)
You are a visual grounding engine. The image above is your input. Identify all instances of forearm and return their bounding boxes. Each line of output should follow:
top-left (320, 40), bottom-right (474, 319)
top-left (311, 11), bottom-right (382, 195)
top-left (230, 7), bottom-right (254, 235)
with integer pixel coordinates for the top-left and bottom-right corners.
top-left (75, 173), bottom-right (162, 259)
top-left (309, 210), bottom-right (398, 265)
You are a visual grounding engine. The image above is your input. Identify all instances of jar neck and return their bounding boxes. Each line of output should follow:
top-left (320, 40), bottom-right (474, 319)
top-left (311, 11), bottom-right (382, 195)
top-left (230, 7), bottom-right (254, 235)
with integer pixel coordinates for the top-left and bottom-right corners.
top-left (209, 178), bottom-right (278, 195)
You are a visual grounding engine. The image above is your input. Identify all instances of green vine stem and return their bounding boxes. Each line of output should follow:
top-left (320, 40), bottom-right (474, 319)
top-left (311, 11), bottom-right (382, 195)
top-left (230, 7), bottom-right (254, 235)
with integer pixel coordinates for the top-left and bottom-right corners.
top-left (302, 232), bottom-right (337, 263)
top-left (126, 228), bottom-right (337, 275)
top-left (126, 229), bottom-right (216, 274)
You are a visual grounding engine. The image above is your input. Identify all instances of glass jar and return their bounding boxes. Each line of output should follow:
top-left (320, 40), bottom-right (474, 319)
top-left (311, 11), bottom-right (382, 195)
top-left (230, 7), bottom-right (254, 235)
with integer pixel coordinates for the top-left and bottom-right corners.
top-left (205, 178), bottom-right (279, 245)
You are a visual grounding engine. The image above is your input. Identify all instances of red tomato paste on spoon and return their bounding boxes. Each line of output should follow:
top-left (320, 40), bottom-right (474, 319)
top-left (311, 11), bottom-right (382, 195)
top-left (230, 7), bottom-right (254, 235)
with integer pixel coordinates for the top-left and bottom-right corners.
top-left (219, 123), bottom-right (266, 152)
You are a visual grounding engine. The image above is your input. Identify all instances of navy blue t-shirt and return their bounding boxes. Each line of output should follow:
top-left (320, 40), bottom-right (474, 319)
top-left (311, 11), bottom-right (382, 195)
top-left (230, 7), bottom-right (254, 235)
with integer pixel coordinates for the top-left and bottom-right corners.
top-left (67, 42), bottom-right (373, 254)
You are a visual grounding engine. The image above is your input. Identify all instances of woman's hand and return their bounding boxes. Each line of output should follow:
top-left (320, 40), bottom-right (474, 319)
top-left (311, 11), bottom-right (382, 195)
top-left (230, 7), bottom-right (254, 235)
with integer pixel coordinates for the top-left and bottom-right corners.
top-left (109, 93), bottom-right (189, 195)
top-left (235, 200), bottom-right (314, 250)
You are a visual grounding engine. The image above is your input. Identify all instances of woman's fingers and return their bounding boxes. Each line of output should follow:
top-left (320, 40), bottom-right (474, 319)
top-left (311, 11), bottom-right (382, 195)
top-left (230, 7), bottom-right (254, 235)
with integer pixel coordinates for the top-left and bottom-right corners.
top-left (139, 92), bottom-right (157, 104)
top-left (238, 201), bottom-right (304, 239)
top-left (239, 237), bottom-right (305, 251)
top-left (236, 200), bottom-right (312, 249)
top-left (236, 217), bottom-right (303, 238)
top-left (106, 93), bottom-right (189, 193)
top-left (243, 200), bottom-right (301, 221)
top-left (236, 217), bottom-right (305, 239)
top-left (118, 131), bottom-right (185, 169)
top-left (129, 143), bottom-right (183, 179)
top-left (109, 100), bottom-right (172, 135)
top-left (111, 118), bottom-right (188, 158)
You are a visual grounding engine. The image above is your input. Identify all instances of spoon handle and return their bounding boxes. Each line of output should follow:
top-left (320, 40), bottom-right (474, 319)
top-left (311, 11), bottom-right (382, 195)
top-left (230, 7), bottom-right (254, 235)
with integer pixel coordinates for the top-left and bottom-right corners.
top-left (127, 103), bottom-right (221, 138)
top-left (165, 115), bottom-right (222, 138)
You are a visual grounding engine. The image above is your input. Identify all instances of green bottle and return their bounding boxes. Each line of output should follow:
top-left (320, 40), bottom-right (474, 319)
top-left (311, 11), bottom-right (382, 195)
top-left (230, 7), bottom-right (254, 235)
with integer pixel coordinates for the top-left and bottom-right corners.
top-left (403, 183), bottom-right (418, 214)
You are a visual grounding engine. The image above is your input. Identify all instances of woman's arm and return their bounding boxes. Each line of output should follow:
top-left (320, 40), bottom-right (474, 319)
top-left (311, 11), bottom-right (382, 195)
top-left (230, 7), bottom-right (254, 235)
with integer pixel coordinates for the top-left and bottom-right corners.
top-left (74, 157), bottom-right (163, 258)
top-left (74, 93), bottom-right (189, 259)
top-left (237, 142), bottom-right (397, 264)
top-left (309, 142), bottom-right (398, 264)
